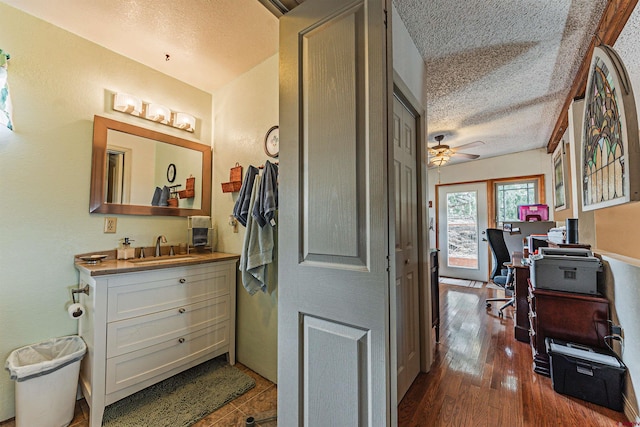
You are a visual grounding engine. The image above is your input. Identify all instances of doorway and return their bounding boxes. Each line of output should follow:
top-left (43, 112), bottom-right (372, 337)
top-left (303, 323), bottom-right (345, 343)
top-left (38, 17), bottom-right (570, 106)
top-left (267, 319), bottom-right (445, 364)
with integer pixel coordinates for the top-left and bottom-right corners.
top-left (437, 182), bottom-right (489, 281)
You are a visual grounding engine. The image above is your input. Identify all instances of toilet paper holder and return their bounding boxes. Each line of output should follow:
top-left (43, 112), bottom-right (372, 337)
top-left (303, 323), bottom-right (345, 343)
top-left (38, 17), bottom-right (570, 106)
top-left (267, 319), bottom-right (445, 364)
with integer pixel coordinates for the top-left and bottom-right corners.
top-left (71, 285), bottom-right (90, 304)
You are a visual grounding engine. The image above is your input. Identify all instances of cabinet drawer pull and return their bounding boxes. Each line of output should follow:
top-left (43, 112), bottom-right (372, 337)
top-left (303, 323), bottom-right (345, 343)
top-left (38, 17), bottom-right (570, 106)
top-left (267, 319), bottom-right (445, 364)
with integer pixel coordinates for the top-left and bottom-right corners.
top-left (179, 278), bottom-right (186, 284)
top-left (178, 308), bottom-right (186, 314)
top-left (178, 337), bottom-right (185, 344)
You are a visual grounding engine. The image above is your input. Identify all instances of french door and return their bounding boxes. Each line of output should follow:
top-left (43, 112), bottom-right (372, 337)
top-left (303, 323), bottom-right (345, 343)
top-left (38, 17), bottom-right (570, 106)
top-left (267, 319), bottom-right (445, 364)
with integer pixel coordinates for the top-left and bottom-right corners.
top-left (437, 182), bottom-right (489, 281)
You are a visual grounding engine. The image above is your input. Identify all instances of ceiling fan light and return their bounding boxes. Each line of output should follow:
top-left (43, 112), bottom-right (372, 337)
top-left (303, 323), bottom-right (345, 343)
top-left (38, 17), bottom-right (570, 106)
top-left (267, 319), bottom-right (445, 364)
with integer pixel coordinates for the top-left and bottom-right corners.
top-left (430, 155), bottom-right (450, 166)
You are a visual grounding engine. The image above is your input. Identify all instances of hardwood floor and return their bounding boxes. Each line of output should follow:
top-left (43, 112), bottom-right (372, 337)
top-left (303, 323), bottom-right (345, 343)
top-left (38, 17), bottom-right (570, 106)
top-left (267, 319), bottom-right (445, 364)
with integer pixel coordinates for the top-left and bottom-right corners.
top-left (398, 282), bottom-right (629, 426)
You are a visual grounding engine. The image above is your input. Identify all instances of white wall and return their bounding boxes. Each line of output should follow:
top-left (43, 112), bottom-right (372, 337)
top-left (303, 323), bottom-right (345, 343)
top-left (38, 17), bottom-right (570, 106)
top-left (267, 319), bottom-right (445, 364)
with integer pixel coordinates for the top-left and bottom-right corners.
top-left (392, 6), bottom-right (427, 108)
top-left (212, 55), bottom-right (279, 383)
top-left (599, 252), bottom-right (640, 420)
top-left (0, 4), bottom-right (212, 420)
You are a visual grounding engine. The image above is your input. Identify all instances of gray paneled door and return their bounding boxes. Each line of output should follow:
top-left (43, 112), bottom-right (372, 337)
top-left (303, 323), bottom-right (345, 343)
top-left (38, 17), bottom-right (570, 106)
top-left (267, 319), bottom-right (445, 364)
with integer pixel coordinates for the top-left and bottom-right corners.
top-left (393, 96), bottom-right (420, 402)
top-left (278, 0), bottom-right (392, 425)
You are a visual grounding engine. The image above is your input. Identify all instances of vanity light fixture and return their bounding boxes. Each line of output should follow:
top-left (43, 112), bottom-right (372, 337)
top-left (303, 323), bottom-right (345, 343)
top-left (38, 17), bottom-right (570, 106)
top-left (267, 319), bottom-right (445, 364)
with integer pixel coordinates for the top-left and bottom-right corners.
top-left (145, 103), bottom-right (171, 125)
top-left (111, 91), bottom-right (196, 133)
top-left (113, 93), bottom-right (142, 116)
top-left (172, 112), bottom-right (196, 133)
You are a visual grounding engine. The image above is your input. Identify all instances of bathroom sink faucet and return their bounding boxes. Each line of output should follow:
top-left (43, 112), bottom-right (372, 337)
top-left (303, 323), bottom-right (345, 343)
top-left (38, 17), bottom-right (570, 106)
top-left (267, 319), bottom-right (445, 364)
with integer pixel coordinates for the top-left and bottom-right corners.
top-left (155, 235), bottom-right (167, 257)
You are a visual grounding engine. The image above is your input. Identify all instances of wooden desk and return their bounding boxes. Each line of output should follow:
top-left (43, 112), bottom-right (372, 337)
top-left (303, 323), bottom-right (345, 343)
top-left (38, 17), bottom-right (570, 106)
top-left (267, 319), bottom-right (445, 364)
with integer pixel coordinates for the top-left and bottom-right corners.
top-left (527, 280), bottom-right (609, 376)
top-left (509, 258), bottom-right (531, 343)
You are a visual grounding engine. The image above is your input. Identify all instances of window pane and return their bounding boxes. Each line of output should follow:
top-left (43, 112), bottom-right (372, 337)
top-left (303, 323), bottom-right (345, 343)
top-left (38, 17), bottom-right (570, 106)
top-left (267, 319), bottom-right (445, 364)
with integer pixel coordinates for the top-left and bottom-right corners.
top-left (446, 191), bottom-right (478, 269)
top-left (496, 181), bottom-right (538, 224)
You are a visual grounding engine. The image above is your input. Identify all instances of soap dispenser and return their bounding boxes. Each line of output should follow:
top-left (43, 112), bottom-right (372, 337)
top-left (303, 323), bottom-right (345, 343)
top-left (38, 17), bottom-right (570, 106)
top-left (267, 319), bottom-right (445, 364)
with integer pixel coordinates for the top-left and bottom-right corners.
top-left (117, 237), bottom-right (135, 260)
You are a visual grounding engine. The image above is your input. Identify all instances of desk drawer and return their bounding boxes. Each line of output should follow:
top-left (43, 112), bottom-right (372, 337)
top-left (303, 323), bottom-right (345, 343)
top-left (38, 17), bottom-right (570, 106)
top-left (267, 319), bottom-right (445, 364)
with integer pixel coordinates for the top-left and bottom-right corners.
top-left (107, 265), bottom-right (233, 321)
top-left (105, 320), bottom-right (230, 394)
top-left (107, 295), bottom-right (230, 358)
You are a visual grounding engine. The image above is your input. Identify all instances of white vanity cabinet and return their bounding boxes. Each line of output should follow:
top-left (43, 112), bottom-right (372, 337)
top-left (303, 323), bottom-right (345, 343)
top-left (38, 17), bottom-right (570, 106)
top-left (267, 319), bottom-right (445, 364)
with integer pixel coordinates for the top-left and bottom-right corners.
top-left (76, 258), bottom-right (237, 427)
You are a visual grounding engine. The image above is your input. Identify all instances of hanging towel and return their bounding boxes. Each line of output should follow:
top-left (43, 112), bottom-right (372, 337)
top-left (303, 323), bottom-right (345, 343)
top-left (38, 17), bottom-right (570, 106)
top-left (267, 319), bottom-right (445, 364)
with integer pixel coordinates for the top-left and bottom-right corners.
top-left (191, 216), bottom-right (210, 247)
top-left (252, 161), bottom-right (278, 227)
top-left (233, 165), bottom-right (259, 227)
top-left (239, 175), bottom-right (275, 295)
top-left (159, 185), bottom-right (170, 206)
top-left (151, 187), bottom-right (162, 206)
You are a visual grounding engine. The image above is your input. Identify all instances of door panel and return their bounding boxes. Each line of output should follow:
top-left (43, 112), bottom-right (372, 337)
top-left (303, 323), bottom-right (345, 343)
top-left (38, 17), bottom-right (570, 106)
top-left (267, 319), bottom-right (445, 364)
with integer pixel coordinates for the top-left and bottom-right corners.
top-left (279, 0), bottom-right (391, 425)
top-left (393, 96), bottom-right (420, 402)
top-left (303, 316), bottom-right (369, 425)
top-left (437, 183), bottom-right (489, 281)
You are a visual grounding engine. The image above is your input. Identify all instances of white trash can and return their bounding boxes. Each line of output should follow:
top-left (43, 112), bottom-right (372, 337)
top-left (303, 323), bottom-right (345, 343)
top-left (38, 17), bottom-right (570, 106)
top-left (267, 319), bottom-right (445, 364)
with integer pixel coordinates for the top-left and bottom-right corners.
top-left (5, 335), bottom-right (87, 427)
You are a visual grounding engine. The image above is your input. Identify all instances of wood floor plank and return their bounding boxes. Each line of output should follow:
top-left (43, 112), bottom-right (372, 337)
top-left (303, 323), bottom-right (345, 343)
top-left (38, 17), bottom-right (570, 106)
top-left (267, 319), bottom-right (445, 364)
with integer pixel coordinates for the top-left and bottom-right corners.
top-left (398, 283), bottom-right (629, 426)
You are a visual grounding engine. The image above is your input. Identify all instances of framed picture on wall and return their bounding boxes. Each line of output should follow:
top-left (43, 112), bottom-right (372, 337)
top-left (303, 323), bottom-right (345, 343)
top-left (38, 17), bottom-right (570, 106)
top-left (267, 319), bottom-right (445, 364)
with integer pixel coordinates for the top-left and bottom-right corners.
top-left (552, 141), bottom-right (568, 211)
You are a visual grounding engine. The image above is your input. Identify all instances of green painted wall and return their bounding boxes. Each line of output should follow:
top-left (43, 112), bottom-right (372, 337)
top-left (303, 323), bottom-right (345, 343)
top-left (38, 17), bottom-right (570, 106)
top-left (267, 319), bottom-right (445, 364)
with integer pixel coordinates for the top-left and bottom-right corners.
top-left (213, 55), bottom-right (279, 383)
top-left (0, 4), bottom-right (212, 420)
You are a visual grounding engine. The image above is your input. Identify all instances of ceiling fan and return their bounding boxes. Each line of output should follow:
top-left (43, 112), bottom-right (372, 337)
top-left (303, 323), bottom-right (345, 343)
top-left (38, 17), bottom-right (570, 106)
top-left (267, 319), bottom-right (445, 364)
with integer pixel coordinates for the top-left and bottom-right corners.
top-left (428, 134), bottom-right (484, 166)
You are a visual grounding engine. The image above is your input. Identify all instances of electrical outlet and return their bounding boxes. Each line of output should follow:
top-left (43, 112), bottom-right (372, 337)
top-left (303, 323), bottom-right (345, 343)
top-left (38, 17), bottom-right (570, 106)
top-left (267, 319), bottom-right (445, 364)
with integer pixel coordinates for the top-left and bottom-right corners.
top-left (104, 217), bottom-right (117, 233)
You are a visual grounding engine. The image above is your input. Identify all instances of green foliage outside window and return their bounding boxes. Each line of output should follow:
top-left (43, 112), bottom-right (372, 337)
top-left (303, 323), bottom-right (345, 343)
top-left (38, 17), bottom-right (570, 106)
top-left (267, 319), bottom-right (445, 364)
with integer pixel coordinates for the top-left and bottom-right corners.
top-left (496, 182), bottom-right (536, 223)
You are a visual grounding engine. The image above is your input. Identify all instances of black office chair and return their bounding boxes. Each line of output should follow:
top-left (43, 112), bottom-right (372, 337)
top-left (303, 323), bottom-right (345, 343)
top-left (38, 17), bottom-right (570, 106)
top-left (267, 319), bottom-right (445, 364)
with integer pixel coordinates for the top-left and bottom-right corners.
top-left (485, 228), bottom-right (514, 318)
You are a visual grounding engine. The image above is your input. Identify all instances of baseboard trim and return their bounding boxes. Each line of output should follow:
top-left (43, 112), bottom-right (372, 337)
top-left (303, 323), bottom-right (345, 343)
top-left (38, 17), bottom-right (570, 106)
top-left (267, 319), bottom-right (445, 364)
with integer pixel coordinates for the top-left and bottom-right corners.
top-left (623, 394), bottom-right (639, 423)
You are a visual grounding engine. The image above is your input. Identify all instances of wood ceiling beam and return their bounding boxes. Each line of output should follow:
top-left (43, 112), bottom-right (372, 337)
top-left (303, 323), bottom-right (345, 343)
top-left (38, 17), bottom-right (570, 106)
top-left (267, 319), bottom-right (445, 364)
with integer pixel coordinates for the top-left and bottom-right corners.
top-left (547, 0), bottom-right (638, 154)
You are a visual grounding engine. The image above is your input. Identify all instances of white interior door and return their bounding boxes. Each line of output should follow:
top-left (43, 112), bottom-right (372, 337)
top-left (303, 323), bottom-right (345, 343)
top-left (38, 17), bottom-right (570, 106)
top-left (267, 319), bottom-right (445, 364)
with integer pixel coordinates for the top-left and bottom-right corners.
top-left (393, 96), bottom-right (420, 402)
top-left (437, 182), bottom-right (489, 281)
top-left (278, 0), bottom-right (392, 425)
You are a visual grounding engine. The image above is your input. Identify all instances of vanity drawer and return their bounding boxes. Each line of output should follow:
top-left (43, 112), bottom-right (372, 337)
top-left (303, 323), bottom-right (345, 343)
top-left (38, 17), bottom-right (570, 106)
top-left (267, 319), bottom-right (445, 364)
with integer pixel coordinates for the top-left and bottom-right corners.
top-left (105, 320), bottom-right (230, 394)
top-left (107, 264), bottom-right (234, 321)
top-left (106, 295), bottom-right (230, 358)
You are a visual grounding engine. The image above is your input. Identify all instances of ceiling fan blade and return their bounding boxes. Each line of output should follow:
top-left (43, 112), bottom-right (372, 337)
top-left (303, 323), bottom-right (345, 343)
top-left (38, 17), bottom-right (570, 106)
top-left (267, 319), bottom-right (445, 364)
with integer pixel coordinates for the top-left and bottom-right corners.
top-left (454, 140), bottom-right (484, 151)
top-left (452, 152), bottom-right (480, 160)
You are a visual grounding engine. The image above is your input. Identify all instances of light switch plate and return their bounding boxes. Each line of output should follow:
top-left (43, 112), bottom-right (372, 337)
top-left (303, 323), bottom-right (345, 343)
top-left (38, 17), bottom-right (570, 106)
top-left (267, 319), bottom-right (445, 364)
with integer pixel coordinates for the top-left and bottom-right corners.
top-left (104, 217), bottom-right (117, 233)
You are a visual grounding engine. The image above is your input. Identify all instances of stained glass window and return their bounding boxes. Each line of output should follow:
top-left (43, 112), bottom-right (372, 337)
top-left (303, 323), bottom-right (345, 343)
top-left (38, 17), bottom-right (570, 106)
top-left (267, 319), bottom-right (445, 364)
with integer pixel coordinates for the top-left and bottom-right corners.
top-left (580, 45), bottom-right (640, 211)
top-left (583, 56), bottom-right (623, 207)
top-left (0, 49), bottom-right (12, 131)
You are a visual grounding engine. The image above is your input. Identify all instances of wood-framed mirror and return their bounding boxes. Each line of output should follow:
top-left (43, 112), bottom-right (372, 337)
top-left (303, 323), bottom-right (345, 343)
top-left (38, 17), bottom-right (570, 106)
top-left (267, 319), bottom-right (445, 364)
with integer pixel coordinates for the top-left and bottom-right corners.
top-left (90, 115), bottom-right (211, 217)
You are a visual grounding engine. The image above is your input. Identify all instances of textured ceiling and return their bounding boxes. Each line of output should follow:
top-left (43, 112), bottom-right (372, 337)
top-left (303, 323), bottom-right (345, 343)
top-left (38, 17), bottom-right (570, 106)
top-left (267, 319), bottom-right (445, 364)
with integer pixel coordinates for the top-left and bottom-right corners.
top-left (393, 0), bottom-right (608, 163)
top-left (3, 0), bottom-right (619, 164)
top-left (1, 0), bottom-right (279, 94)
top-left (614, 3), bottom-right (640, 105)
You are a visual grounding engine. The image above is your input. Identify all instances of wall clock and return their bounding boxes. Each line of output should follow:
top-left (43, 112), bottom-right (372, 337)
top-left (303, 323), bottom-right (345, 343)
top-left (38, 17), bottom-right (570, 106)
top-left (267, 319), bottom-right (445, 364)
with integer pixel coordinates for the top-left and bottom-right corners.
top-left (167, 163), bottom-right (176, 183)
top-left (264, 125), bottom-right (279, 158)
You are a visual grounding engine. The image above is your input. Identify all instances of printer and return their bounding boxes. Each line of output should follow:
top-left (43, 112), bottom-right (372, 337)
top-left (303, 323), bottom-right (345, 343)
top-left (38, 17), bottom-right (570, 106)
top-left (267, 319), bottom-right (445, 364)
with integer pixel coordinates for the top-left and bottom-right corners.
top-left (530, 247), bottom-right (602, 295)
